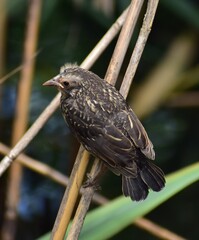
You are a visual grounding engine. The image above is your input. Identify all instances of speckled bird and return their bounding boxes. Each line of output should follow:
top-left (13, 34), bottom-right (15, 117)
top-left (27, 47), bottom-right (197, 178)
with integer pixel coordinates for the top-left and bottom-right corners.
top-left (43, 64), bottom-right (165, 201)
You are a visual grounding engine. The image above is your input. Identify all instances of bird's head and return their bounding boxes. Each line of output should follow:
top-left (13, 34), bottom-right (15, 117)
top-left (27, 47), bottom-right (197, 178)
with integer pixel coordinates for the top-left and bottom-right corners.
top-left (43, 64), bottom-right (84, 95)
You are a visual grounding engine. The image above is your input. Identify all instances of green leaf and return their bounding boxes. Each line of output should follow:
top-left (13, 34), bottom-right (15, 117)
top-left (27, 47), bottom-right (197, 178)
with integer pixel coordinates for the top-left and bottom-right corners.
top-left (37, 162), bottom-right (199, 240)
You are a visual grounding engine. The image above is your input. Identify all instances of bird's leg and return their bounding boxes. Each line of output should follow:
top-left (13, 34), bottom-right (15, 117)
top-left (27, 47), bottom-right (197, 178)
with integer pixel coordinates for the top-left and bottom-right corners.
top-left (83, 160), bottom-right (107, 190)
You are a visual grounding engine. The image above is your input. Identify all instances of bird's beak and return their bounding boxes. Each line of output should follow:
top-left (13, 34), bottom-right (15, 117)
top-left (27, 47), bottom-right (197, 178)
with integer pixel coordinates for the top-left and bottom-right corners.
top-left (43, 75), bottom-right (64, 89)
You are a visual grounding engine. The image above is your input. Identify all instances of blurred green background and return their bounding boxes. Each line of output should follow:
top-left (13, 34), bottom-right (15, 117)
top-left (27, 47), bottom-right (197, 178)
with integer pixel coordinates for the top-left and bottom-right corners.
top-left (0, 0), bottom-right (199, 239)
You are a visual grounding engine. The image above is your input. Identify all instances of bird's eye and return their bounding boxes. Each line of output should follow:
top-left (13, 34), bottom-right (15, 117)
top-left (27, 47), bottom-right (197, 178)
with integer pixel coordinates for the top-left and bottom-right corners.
top-left (63, 81), bottom-right (69, 87)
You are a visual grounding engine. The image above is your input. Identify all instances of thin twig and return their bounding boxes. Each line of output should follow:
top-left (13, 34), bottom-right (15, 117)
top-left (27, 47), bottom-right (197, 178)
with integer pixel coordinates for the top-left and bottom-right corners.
top-left (67, 160), bottom-right (100, 240)
top-left (135, 218), bottom-right (186, 240)
top-left (51, 147), bottom-right (90, 240)
top-left (120, 0), bottom-right (160, 97)
top-left (105, 0), bottom-right (144, 85)
top-left (0, 142), bottom-right (70, 186)
top-left (0, 142), bottom-right (186, 240)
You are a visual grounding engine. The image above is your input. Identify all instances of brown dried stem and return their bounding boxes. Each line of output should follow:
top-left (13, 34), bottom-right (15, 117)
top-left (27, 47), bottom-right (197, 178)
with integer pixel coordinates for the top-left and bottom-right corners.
top-left (105, 0), bottom-right (144, 85)
top-left (66, 159), bottom-right (100, 240)
top-left (120, 0), bottom-right (160, 97)
top-left (1, 1), bottom-right (42, 239)
top-left (135, 218), bottom-right (186, 240)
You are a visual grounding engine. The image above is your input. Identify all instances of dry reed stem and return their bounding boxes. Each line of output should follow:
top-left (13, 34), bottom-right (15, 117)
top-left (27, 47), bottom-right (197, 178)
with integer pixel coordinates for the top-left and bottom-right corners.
top-left (66, 159), bottom-right (100, 240)
top-left (135, 218), bottom-right (186, 240)
top-left (1, 1), bottom-right (42, 239)
top-left (120, 0), bottom-right (159, 97)
top-left (0, 142), bottom-right (186, 240)
top-left (0, 142), bottom-right (70, 186)
top-left (105, 0), bottom-right (144, 85)
top-left (51, 145), bottom-right (89, 240)
top-left (51, 147), bottom-right (89, 240)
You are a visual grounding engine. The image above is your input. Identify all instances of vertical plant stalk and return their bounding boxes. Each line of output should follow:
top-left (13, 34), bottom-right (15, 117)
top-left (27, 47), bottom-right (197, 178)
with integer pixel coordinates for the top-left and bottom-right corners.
top-left (120, 0), bottom-right (160, 97)
top-left (105, 0), bottom-right (144, 85)
top-left (66, 0), bottom-right (159, 239)
top-left (1, 1), bottom-right (42, 240)
top-left (51, 146), bottom-right (89, 240)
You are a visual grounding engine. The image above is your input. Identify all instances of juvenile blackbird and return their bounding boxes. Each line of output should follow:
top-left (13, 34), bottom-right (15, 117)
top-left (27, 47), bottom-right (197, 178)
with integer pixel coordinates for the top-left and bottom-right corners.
top-left (43, 64), bottom-right (165, 201)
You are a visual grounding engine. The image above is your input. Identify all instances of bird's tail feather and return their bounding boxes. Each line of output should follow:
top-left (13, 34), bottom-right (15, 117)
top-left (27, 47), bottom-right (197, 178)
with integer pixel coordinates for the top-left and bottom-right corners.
top-left (122, 160), bottom-right (165, 201)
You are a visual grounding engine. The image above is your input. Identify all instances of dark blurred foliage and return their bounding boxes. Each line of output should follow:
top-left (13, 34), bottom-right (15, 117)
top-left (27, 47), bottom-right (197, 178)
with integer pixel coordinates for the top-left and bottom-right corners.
top-left (0, 0), bottom-right (199, 239)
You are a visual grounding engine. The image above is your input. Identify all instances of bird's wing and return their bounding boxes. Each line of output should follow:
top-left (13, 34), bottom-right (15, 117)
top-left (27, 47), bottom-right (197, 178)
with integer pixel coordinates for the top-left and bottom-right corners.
top-left (121, 108), bottom-right (155, 160)
top-left (71, 113), bottom-right (137, 176)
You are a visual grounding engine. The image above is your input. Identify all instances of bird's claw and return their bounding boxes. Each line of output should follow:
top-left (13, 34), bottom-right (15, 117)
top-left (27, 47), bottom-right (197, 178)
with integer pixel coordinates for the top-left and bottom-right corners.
top-left (83, 173), bottom-right (101, 191)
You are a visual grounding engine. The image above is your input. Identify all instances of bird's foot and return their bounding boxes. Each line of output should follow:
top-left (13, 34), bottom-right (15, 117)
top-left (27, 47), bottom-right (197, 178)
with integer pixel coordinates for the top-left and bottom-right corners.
top-left (83, 173), bottom-right (101, 191)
